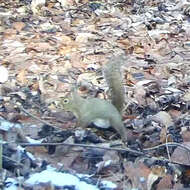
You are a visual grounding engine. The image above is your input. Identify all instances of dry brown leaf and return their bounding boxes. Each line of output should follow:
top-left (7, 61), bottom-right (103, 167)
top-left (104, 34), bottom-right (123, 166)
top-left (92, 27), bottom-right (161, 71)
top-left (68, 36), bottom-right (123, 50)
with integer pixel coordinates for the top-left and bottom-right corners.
top-left (16, 69), bottom-right (27, 85)
top-left (182, 130), bottom-right (190, 142)
top-left (173, 182), bottom-right (185, 189)
top-left (69, 52), bottom-right (85, 69)
top-left (134, 82), bottom-right (147, 105)
top-left (168, 109), bottom-right (181, 119)
top-left (46, 2), bottom-right (56, 8)
top-left (133, 44), bottom-right (145, 55)
top-left (182, 90), bottom-right (190, 101)
top-left (96, 151), bottom-right (120, 173)
top-left (31, 0), bottom-right (46, 15)
top-left (152, 111), bottom-right (174, 128)
top-left (27, 42), bottom-right (53, 52)
top-left (71, 19), bottom-right (85, 26)
top-left (171, 142), bottom-right (190, 165)
top-left (151, 165), bottom-right (166, 177)
top-left (12, 22), bottom-right (25, 32)
top-left (30, 82), bottom-right (39, 91)
top-left (118, 39), bottom-right (134, 54)
top-left (124, 160), bottom-right (151, 189)
top-left (58, 0), bottom-right (77, 7)
top-left (54, 136), bottom-right (75, 156)
top-left (58, 43), bottom-right (78, 56)
top-left (77, 72), bottom-right (99, 87)
top-left (156, 175), bottom-right (173, 190)
top-left (160, 127), bottom-right (173, 143)
top-left (3, 28), bottom-right (17, 39)
top-left (26, 146), bottom-right (48, 155)
top-left (60, 35), bottom-right (75, 45)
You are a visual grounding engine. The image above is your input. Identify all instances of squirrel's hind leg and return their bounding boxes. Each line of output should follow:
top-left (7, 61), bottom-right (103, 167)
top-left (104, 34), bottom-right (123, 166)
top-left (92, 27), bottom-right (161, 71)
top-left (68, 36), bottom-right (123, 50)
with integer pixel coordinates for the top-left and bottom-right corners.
top-left (76, 118), bottom-right (89, 129)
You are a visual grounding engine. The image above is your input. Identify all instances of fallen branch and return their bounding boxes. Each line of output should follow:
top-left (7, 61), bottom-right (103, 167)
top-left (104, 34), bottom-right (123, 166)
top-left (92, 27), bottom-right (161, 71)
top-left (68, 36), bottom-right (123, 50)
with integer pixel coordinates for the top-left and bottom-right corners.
top-left (19, 142), bottom-right (144, 156)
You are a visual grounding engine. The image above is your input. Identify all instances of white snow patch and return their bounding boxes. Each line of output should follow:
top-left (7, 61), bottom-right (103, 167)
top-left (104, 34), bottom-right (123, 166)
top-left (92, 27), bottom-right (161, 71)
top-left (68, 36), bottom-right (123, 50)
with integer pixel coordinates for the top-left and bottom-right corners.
top-left (26, 170), bottom-right (100, 190)
top-left (25, 136), bottom-right (43, 144)
top-left (104, 160), bottom-right (112, 167)
top-left (0, 119), bottom-right (14, 131)
top-left (5, 170), bottom-right (116, 190)
top-left (77, 181), bottom-right (98, 190)
top-left (101, 180), bottom-right (117, 188)
top-left (26, 170), bottom-right (79, 186)
top-left (4, 178), bottom-right (18, 190)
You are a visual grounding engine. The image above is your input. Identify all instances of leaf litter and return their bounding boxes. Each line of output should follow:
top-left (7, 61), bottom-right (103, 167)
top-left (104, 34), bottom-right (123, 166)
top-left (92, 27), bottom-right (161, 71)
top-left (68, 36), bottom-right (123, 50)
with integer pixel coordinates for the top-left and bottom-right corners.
top-left (1, 0), bottom-right (190, 189)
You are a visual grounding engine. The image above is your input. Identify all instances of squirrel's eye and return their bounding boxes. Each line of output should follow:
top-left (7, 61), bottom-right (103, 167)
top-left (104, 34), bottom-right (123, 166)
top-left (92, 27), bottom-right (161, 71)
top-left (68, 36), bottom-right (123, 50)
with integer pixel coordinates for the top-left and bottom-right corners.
top-left (63, 98), bottom-right (69, 104)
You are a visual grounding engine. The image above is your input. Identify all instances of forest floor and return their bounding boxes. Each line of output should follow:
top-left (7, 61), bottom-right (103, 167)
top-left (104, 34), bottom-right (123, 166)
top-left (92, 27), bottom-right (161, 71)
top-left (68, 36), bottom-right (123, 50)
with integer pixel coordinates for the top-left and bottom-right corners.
top-left (0, 0), bottom-right (190, 189)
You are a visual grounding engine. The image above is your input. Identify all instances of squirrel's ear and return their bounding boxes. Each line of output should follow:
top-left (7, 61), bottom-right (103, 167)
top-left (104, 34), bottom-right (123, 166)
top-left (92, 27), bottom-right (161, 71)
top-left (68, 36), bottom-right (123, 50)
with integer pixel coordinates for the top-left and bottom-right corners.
top-left (70, 83), bottom-right (78, 92)
top-left (70, 86), bottom-right (78, 99)
top-left (70, 86), bottom-right (76, 92)
top-left (70, 86), bottom-right (77, 95)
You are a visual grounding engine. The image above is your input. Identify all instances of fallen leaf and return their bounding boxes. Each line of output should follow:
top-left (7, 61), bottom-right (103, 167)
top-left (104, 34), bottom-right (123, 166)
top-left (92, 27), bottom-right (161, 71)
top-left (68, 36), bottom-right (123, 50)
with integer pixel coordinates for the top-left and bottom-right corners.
top-left (12, 22), bottom-right (25, 32)
top-left (16, 69), bottom-right (27, 85)
top-left (157, 175), bottom-right (173, 189)
top-left (152, 111), bottom-right (174, 128)
top-left (3, 28), bottom-right (17, 39)
top-left (147, 173), bottom-right (159, 190)
top-left (171, 142), bottom-right (190, 165)
top-left (124, 160), bottom-right (151, 189)
top-left (27, 42), bottom-right (53, 52)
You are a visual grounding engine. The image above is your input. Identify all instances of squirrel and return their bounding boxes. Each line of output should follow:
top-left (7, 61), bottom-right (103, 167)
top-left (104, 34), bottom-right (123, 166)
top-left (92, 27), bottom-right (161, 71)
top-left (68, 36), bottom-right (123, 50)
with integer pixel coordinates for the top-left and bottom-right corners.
top-left (102, 55), bottom-right (125, 113)
top-left (58, 55), bottom-right (129, 143)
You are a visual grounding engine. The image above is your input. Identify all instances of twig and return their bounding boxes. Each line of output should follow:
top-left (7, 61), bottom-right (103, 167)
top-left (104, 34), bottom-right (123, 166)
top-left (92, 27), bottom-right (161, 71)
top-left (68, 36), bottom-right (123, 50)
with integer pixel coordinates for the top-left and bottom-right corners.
top-left (19, 142), bottom-right (190, 158)
top-left (18, 106), bottom-right (61, 130)
top-left (144, 142), bottom-right (190, 153)
top-left (165, 134), bottom-right (171, 162)
top-left (19, 142), bottom-right (144, 156)
top-left (2, 156), bottom-right (23, 167)
top-left (0, 135), bottom-right (2, 170)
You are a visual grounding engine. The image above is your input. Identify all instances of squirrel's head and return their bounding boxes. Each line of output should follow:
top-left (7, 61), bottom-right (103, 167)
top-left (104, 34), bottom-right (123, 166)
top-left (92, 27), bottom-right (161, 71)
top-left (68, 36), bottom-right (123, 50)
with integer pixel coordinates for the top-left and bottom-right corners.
top-left (57, 89), bottom-right (82, 113)
top-left (59, 96), bottom-right (74, 111)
